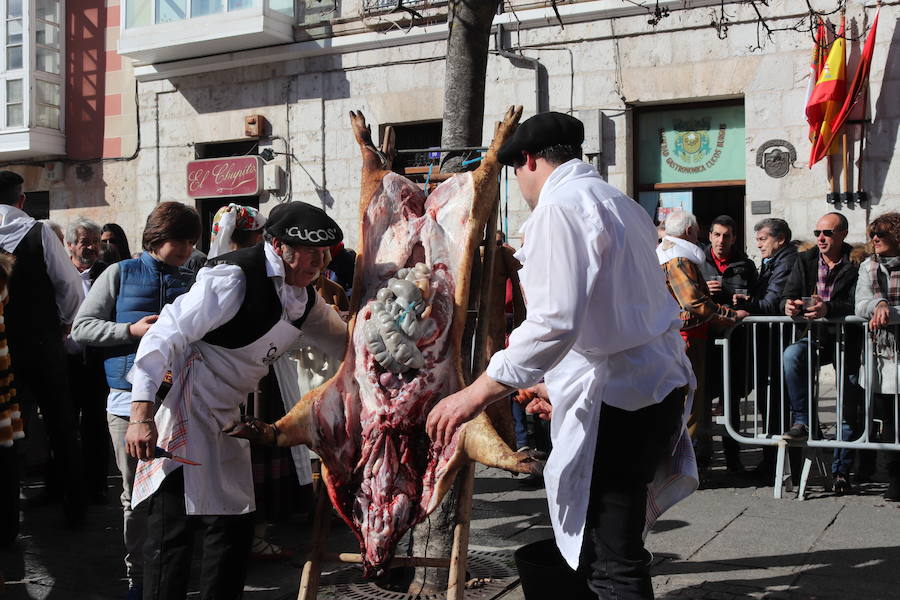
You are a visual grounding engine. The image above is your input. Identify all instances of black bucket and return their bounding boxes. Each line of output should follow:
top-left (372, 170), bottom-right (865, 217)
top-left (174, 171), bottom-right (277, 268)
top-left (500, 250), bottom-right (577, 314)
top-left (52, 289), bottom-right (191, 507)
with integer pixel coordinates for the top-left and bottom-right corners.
top-left (514, 538), bottom-right (595, 600)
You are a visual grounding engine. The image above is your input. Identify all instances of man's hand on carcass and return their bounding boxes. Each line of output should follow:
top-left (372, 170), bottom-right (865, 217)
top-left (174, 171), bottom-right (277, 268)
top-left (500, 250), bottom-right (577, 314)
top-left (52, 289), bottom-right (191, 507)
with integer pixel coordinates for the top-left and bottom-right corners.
top-left (222, 416), bottom-right (277, 447)
top-left (514, 383), bottom-right (552, 421)
top-left (426, 373), bottom-right (513, 448)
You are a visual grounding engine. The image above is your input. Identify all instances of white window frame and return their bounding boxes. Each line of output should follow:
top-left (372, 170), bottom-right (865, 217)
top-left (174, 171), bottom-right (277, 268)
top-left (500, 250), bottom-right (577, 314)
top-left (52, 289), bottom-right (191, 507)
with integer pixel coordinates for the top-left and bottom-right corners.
top-left (0, 0), bottom-right (64, 133)
top-left (123, 0), bottom-right (291, 28)
top-left (1, 0), bottom-right (27, 130)
top-left (31, 0), bottom-right (63, 131)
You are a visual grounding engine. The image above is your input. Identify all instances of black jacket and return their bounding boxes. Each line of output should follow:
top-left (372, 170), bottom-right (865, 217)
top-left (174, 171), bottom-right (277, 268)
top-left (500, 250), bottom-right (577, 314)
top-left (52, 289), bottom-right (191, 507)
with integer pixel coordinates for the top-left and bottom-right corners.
top-left (698, 245), bottom-right (758, 306)
top-left (778, 243), bottom-right (858, 318)
top-left (747, 244), bottom-right (798, 315)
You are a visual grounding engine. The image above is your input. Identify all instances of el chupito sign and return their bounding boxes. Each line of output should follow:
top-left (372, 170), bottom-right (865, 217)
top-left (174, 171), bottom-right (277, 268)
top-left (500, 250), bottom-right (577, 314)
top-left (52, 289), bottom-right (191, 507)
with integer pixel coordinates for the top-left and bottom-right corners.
top-left (186, 156), bottom-right (264, 198)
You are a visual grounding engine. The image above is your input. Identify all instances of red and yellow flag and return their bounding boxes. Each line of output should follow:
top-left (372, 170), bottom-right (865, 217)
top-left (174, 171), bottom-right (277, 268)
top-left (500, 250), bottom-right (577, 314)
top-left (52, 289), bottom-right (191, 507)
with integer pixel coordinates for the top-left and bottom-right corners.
top-left (805, 18), bottom-right (827, 144)
top-left (819, 8), bottom-right (880, 154)
top-left (808, 16), bottom-right (847, 167)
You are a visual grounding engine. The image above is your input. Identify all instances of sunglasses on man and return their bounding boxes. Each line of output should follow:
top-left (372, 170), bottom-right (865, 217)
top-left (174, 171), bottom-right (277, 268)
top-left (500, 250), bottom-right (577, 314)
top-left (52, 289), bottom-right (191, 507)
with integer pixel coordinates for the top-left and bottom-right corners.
top-left (813, 230), bottom-right (834, 237)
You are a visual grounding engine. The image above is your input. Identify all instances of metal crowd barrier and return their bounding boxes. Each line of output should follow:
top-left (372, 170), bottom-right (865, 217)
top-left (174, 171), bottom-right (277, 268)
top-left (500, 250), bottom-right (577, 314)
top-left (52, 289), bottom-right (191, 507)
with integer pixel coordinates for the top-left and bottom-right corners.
top-left (716, 316), bottom-right (900, 497)
top-left (716, 316), bottom-right (900, 451)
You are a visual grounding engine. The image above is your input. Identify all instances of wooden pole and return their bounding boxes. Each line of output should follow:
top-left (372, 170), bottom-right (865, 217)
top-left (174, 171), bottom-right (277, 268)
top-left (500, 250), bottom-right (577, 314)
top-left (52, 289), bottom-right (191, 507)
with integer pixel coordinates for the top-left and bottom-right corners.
top-left (321, 553), bottom-right (452, 568)
top-left (472, 196), bottom-right (501, 378)
top-left (842, 132), bottom-right (850, 196)
top-left (827, 154), bottom-right (834, 195)
top-left (446, 462), bottom-right (476, 600)
top-left (297, 472), bottom-right (333, 600)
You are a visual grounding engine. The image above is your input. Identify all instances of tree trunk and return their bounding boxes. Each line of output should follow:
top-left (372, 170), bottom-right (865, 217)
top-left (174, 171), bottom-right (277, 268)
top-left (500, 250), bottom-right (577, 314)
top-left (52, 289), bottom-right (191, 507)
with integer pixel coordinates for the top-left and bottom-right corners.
top-left (439, 0), bottom-right (499, 173)
top-left (407, 0), bottom-right (500, 594)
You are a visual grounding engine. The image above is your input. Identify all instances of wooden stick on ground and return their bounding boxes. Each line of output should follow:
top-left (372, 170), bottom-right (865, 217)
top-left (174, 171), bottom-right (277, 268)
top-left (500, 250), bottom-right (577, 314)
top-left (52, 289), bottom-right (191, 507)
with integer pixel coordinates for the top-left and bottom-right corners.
top-left (298, 477), bottom-right (333, 600)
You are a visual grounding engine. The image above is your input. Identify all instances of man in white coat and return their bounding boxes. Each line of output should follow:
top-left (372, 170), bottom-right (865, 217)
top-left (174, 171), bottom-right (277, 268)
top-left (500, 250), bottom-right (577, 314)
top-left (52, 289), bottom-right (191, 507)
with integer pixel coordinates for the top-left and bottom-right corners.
top-left (426, 113), bottom-right (697, 599)
top-left (125, 201), bottom-right (348, 600)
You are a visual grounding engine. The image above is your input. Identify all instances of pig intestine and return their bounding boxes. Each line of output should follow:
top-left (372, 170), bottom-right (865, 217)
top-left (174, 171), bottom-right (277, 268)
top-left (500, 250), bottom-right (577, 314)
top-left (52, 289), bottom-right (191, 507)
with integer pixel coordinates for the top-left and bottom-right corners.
top-left (363, 263), bottom-right (435, 374)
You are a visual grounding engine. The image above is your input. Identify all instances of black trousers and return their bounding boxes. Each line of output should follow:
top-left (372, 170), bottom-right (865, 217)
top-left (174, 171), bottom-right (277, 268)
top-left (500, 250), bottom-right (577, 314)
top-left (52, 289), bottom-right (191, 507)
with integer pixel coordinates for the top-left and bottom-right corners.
top-left (67, 352), bottom-right (110, 498)
top-left (68, 352), bottom-right (110, 496)
top-left (0, 444), bottom-right (18, 545)
top-left (578, 387), bottom-right (686, 600)
top-left (13, 341), bottom-right (85, 520)
top-left (143, 469), bottom-right (254, 600)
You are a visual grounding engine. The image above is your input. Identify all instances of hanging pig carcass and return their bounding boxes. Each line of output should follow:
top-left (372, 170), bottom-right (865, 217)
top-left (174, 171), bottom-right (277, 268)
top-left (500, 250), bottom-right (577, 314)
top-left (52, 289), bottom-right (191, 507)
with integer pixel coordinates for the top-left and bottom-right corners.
top-left (269, 106), bottom-right (540, 578)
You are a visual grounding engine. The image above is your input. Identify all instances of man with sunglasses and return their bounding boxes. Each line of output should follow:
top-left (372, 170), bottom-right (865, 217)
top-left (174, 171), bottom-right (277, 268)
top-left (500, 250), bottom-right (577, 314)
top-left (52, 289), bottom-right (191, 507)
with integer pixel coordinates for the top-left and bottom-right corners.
top-left (780, 212), bottom-right (862, 447)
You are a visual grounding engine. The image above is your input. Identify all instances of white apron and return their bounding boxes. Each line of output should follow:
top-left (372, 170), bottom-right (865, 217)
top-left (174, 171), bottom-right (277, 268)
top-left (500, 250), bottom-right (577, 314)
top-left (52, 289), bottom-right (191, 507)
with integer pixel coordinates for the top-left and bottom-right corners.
top-left (132, 319), bottom-right (304, 514)
top-left (542, 329), bottom-right (698, 569)
top-left (271, 348), bottom-right (333, 487)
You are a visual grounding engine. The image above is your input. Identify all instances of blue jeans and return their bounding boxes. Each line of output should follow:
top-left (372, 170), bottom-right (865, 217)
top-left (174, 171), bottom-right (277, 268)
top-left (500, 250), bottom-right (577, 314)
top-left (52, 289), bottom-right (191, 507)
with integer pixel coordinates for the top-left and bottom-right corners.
top-left (783, 339), bottom-right (813, 426)
top-left (783, 338), bottom-right (861, 475)
top-left (511, 398), bottom-right (529, 450)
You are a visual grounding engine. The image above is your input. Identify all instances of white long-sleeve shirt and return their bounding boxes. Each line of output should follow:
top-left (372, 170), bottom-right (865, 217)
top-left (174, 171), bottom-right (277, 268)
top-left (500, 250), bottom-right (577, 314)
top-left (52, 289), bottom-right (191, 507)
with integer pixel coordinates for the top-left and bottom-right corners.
top-left (485, 159), bottom-right (695, 568)
top-left (131, 241), bottom-right (347, 403)
top-left (0, 204), bottom-right (82, 325)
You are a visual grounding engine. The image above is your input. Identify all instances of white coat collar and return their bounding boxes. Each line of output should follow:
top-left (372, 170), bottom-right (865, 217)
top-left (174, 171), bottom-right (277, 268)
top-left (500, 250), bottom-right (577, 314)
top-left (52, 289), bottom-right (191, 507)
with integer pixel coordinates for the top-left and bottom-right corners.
top-left (0, 204), bottom-right (35, 252)
top-left (263, 240), bottom-right (285, 279)
top-left (514, 159), bottom-right (597, 266)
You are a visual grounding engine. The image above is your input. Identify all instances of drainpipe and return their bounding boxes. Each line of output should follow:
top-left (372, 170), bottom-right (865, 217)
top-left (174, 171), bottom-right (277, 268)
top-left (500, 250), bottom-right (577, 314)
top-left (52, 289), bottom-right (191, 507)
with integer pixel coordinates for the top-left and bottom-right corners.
top-left (495, 23), bottom-right (542, 114)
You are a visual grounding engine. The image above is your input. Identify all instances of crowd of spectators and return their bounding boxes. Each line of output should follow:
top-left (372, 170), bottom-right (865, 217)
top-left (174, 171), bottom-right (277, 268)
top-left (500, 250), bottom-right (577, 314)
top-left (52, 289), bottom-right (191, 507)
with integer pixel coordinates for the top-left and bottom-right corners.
top-left (0, 172), bottom-right (355, 598)
top-left (657, 208), bottom-right (900, 500)
top-left (2, 159), bottom-right (900, 598)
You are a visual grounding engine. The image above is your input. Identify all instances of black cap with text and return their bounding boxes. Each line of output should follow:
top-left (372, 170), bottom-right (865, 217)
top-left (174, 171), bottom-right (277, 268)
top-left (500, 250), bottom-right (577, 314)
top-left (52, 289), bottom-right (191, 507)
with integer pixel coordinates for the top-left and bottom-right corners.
top-left (497, 112), bottom-right (584, 166)
top-left (265, 201), bottom-right (343, 247)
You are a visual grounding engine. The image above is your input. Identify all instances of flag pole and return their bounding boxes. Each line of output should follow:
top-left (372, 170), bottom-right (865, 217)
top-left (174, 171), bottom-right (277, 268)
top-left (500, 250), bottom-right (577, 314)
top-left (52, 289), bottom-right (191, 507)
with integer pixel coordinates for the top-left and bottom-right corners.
top-left (842, 131), bottom-right (850, 203)
top-left (827, 155), bottom-right (835, 202)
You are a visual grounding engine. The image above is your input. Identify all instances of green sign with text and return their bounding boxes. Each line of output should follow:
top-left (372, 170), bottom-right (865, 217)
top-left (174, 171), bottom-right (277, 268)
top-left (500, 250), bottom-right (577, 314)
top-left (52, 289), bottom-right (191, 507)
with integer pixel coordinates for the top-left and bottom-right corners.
top-left (638, 105), bottom-right (745, 185)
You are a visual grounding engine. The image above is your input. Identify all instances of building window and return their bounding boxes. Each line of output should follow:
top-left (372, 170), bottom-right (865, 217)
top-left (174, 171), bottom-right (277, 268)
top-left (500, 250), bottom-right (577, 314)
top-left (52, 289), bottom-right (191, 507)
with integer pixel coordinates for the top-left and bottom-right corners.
top-left (124, 0), bottom-right (292, 27)
top-left (0, 0), bottom-right (62, 132)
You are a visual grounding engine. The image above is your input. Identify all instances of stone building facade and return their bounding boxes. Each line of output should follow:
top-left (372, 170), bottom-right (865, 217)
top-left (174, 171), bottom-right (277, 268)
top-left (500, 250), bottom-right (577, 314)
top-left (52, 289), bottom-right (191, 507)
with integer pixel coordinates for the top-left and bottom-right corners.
top-left (2, 0), bottom-right (898, 261)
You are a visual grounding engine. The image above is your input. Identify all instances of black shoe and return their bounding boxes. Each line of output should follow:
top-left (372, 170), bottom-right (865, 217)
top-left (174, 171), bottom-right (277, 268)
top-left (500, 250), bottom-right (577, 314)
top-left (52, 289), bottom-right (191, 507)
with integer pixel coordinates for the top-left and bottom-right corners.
top-left (834, 473), bottom-right (852, 495)
top-left (782, 423), bottom-right (809, 441)
top-left (885, 478), bottom-right (900, 501)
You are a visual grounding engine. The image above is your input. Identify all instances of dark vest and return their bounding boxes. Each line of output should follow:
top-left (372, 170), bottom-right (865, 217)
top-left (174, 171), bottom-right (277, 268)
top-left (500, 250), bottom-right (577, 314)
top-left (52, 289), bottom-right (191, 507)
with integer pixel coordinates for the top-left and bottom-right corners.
top-left (104, 252), bottom-right (194, 390)
top-left (4, 222), bottom-right (63, 357)
top-left (202, 243), bottom-right (316, 349)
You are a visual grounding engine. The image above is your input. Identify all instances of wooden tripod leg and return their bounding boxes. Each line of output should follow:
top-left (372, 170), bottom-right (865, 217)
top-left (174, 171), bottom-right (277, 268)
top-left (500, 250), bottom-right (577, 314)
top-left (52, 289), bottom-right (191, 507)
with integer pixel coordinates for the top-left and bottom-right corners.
top-left (298, 482), bottom-right (332, 600)
top-left (446, 462), bottom-right (475, 600)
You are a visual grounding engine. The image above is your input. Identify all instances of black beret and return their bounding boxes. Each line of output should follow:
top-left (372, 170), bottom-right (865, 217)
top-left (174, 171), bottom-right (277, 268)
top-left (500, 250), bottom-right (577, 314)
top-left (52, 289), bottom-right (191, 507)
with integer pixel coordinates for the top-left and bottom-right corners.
top-left (0, 171), bottom-right (23, 193)
top-left (265, 202), bottom-right (343, 247)
top-left (497, 112), bottom-right (584, 166)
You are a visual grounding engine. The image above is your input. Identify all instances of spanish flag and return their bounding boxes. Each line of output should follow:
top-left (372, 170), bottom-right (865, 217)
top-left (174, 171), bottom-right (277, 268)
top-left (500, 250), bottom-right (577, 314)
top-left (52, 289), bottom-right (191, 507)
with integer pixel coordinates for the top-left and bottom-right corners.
top-left (805, 18), bottom-right (826, 144)
top-left (819, 8), bottom-right (880, 155)
top-left (808, 16), bottom-right (846, 167)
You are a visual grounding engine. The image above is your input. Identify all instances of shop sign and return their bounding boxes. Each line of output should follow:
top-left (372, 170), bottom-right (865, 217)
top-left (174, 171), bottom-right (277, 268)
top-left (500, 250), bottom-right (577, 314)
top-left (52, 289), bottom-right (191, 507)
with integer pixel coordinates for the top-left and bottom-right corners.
top-left (186, 156), bottom-right (263, 198)
top-left (638, 105), bottom-right (745, 185)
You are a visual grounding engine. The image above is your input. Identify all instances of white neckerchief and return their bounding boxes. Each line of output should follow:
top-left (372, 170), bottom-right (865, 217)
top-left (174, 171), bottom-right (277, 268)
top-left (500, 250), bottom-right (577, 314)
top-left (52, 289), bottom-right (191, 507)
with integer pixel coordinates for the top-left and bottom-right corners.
top-left (656, 235), bottom-right (706, 265)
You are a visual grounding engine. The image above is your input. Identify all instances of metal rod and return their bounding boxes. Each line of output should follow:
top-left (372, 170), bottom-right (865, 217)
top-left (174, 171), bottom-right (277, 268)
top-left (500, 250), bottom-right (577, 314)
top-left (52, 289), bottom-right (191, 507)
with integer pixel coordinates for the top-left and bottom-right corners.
top-left (395, 146), bottom-right (488, 154)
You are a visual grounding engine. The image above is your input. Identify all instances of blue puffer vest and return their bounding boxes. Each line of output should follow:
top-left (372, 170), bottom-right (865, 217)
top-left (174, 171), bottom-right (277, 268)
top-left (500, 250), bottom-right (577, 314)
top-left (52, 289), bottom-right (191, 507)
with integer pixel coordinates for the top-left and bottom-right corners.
top-left (104, 252), bottom-right (194, 390)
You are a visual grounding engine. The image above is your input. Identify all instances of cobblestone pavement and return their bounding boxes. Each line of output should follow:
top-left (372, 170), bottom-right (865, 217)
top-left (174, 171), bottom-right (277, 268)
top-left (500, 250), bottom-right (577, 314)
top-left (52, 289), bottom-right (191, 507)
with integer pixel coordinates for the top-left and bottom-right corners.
top-left (3, 443), bottom-right (899, 599)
